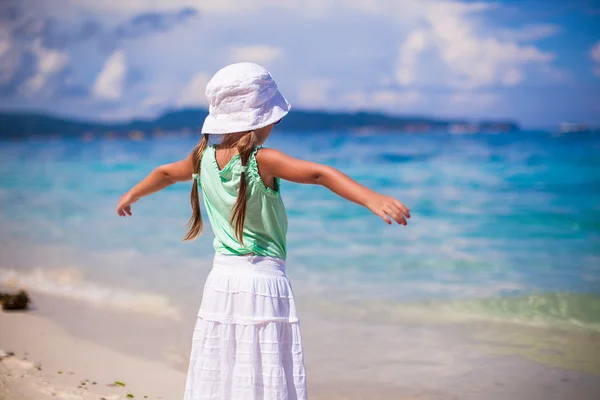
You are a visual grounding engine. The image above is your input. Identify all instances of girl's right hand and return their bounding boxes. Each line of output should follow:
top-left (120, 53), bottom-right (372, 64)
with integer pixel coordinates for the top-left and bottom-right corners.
top-left (116, 192), bottom-right (138, 217)
top-left (366, 194), bottom-right (410, 225)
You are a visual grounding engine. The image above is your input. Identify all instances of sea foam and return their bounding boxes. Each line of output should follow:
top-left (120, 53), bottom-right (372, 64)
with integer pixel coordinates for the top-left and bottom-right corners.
top-left (0, 267), bottom-right (181, 320)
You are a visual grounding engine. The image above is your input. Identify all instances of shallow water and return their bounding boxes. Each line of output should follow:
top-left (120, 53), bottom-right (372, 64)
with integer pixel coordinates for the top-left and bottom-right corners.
top-left (1, 130), bottom-right (599, 331)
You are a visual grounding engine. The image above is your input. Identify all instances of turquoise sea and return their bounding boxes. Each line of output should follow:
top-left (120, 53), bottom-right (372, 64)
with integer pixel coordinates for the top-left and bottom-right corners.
top-left (1, 129), bottom-right (599, 334)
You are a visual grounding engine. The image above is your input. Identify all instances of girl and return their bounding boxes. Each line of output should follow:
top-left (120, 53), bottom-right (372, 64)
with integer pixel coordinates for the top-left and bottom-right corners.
top-left (116, 62), bottom-right (410, 400)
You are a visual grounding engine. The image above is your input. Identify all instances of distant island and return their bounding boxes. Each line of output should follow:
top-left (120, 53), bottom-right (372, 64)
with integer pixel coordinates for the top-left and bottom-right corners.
top-left (0, 108), bottom-right (520, 139)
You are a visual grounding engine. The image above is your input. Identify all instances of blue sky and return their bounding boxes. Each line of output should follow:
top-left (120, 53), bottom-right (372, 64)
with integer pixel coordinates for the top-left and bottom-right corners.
top-left (1, 0), bottom-right (599, 127)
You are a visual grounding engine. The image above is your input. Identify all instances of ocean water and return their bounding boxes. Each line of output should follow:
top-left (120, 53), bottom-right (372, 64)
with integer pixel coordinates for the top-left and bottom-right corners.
top-left (1, 130), bottom-right (599, 331)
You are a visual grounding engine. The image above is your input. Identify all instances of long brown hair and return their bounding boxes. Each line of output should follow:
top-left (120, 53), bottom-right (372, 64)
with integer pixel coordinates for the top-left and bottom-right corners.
top-left (184, 133), bottom-right (209, 241)
top-left (184, 131), bottom-right (257, 244)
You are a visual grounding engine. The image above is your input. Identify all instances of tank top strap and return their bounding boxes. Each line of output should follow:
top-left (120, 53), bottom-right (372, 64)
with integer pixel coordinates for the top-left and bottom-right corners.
top-left (197, 145), bottom-right (215, 186)
top-left (248, 146), bottom-right (280, 196)
top-left (246, 145), bottom-right (262, 172)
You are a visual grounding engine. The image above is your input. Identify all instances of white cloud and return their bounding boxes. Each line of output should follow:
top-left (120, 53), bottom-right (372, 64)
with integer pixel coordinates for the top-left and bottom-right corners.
top-left (0, 27), bottom-right (17, 85)
top-left (501, 69), bottom-right (523, 86)
top-left (395, 0), bottom-right (556, 89)
top-left (450, 92), bottom-right (498, 108)
top-left (591, 41), bottom-right (600, 77)
top-left (93, 50), bottom-right (127, 100)
top-left (2, 0), bottom-right (575, 125)
top-left (396, 30), bottom-right (428, 85)
top-left (371, 90), bottom-right (421, 107)
top-left (177, 71), bottom-right (211, 106)
top-left (141, 95), bottom-right (170, 109)
top-left (20, 39), bottom-right (70, 96)
top-left (68, 0), bottom-right (342, 16)
top-left (296, 78), bottom-right (334, 107)
top-left (340, 89), bottom-right (421, 112)
top-left (342, 0), bottom-right (492, 22)
top-left (339, 88), bottom-right (501, 116)
top-left (499, 23), bottom-right (561, 41)
top-left (65, 0), bottom-right (561, 92)
top-left (341, 90), bottom-right (368, 109)
top-left (228, 45), bottom-right (283, 66)
top-left (68, 0), bottom-right (265, 14)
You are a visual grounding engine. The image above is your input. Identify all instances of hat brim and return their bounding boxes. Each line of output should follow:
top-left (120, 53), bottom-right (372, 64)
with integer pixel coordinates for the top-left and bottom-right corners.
top-left (201, 89), bottom-right (291, 135)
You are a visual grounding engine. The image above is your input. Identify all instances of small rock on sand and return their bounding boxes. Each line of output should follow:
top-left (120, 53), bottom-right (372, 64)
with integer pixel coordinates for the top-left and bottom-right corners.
top-left (0, 290), bottom-right (31, 311)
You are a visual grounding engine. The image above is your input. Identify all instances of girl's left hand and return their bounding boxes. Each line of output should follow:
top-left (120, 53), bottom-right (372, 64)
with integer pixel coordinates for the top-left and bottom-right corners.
top-left (366, 194), bottom-right (410, 225)
top-left (116, 192), bottom-right (138, 217)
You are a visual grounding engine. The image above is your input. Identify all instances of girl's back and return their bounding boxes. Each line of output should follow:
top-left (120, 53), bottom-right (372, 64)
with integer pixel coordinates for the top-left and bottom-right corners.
top-left (200, 145), bottom-right (288, 259)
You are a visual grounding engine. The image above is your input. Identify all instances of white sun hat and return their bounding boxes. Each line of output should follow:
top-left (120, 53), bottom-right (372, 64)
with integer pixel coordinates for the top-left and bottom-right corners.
top-left (201, 62), bottom-right (291, 135)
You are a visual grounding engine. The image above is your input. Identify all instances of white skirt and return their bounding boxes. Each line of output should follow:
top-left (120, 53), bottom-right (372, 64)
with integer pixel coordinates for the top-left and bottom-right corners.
top-left (184, 253), bottom-right (307, 400)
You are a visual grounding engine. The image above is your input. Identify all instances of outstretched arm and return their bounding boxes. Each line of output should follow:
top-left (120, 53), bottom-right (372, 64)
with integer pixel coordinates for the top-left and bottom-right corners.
top-left (116, 154), bottom-right (194, 217)
top-left (257, 148), bottom-right (410, 225)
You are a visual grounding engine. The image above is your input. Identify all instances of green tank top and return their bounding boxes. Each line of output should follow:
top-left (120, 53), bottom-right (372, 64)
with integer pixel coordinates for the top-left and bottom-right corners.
top-left (199, 145), bottom-right (288, 260)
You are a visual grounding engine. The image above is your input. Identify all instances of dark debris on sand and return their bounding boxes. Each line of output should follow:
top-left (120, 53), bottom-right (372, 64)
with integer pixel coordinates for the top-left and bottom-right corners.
top-left (0, 290), bottom-right (30, 311)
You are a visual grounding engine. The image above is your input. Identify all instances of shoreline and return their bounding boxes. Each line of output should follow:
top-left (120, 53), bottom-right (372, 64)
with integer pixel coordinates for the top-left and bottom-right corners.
top-left (2, 290), bottom-right (600, 399)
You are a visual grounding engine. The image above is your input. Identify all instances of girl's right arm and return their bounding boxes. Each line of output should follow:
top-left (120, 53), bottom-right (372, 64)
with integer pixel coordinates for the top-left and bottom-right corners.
top-left (116, 154), bottom-right (195, 217)
top-left (257, 148), bottom-right (410, 225)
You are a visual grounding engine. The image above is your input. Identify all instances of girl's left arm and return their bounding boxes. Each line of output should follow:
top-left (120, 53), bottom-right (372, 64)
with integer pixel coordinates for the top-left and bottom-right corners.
top-left (257, 148), bottom-right (410, 225)
top-left (116, 154), bottom-right (194, 217)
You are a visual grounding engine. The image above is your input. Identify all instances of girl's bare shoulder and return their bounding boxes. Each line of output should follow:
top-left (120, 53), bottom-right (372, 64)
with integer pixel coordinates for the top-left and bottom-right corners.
top-left (256, 147), bottom-right (324, 184)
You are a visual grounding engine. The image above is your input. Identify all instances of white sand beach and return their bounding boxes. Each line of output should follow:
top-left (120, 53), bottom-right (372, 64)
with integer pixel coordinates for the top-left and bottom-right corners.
top-left (2, 290), bottom-right (600, 400)
top-left (0, 311), bottom-right (422, 400)
top-left (0, 292), bottom-right (426, 400)
top-left (0, 309), bottom-right (185, 400)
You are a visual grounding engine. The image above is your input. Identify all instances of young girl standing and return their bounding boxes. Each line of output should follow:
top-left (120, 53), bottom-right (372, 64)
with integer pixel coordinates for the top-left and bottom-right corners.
top-left (116, 62), bottom-right (410, 400)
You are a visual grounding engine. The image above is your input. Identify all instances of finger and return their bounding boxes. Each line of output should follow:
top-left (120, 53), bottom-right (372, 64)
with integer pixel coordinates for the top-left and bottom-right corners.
top-left (376, 210), bottom-right (392, 225)
top-left (394, 201), bottom-right (410, 218)
top-left (384, 206), bottom-right (407, 225)
top-left (383, 205), bottom-right (404, 224)
top-left (388, 202), bottom-right (404, 216)
top-left (392, 204), bottom-right (409, 224)
top-left (125, 205), bottom-right (132, 216)
top-left (117, 208), bottom-right (124, 217)
top-left (394, 200), bottom-right (410, 218)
